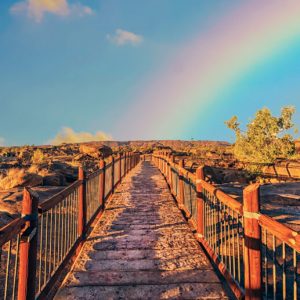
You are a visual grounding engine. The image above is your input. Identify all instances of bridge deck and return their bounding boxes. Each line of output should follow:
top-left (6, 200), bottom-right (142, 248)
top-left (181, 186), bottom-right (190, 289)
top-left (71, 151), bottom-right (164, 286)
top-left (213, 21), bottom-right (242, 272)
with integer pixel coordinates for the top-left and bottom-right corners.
top-left (55, 161), bottom-right (228, 299)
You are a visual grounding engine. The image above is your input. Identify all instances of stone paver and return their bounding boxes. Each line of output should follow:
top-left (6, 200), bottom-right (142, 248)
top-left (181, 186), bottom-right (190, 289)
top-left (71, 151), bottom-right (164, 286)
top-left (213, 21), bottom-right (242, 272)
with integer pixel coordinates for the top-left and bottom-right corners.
top-left (55, 161), bottom-right (228, 299)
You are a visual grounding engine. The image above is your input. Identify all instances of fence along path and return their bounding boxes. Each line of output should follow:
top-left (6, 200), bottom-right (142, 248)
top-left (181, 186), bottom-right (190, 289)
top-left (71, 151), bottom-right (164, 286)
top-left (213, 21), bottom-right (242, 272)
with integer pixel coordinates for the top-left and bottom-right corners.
top-left (55, 161), bottom-right (228, 299)
top-left (1, 151), bottom-right (299, 299)
top-left (0, 152), bottom-right (140, 300)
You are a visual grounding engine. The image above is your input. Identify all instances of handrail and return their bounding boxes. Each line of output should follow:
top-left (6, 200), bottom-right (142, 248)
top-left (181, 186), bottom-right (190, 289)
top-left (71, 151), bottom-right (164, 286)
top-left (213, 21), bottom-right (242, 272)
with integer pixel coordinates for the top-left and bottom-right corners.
top-left (0, 151), bottom-right (141, 300)
top-left (153, 152), bottom-right (300, 300)
top-left (0, 217), bottom-right (26, 247)
top-left (38, 180), bottom-right (83, 212)
top-left (258, 214), bottom-right (300, 252)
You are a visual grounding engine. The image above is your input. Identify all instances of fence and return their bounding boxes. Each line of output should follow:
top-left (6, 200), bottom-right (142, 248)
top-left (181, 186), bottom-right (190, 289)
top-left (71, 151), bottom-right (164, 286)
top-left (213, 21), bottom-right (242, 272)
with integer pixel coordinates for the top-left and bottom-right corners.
top-left (153, 152), bottom-right (300, 300)
top-left (0, 152), bottom-right (140, 300)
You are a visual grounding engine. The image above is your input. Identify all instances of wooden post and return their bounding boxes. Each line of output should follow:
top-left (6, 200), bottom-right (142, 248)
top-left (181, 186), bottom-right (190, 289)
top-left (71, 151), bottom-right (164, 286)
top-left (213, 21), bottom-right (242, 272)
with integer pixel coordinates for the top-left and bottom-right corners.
top-left (78, 166), bottom-right (86, 240)
top-left (123, 152), bottom-right (127, 176)
top-left (99, 159), bottom-right (105, 208)
top-left (167, 154), bottom-right (171, 184)
top-left (243, 183), bottom-right (262, 300)
top-left (169, 155), bottom-right (173, 192)
top-left (18, 188), bottom-right (39, 300)
top-left (126, 152), bottom-right (129, 172)
top-left (196, 166), bottom-right (205, 237)
top-left (118, 153), bottom-right (122, 184)
top-left (111, 156), bottom-right (115, 193)
top-left (178, 159), bottom-right (185, 208)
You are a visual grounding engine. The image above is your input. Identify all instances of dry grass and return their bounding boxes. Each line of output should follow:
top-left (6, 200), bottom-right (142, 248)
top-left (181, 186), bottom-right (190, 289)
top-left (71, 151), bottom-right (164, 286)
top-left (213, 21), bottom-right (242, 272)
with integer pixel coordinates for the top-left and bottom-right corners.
top-left (0, 168), bottom-right (25, 190)
top-left (31, 149), bottom-right (45, 164)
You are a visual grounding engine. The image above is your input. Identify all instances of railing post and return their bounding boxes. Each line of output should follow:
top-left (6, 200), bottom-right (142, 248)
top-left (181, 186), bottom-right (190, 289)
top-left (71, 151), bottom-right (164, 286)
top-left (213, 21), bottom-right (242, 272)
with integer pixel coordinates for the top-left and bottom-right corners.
top-left (111, 156), bottom-right (115, 193)
top-left (169, 155), bottom-right (173, 192)
top-left (123, 152), bottom-right (127, 176)
top-left (99, 159), bottom-right (105, 209)
top-left (167, 154), bottom-right (171, 184)
top-left (196, 166), bottom-right (205, 237)
top-left (118, 153), bottom-right (122, 184)
top-left (78, 166), bottom-right (86, 243)
top-left (178, 159), bottom-right (185, 208)
top-left (18, 188), bottom-right (39, 300)
top-left (126, 152), bottom-right (129, 174)
top-left (168, 154), bottom-right (172, 183)
top-left (243, 183), bottom-right (262, 300)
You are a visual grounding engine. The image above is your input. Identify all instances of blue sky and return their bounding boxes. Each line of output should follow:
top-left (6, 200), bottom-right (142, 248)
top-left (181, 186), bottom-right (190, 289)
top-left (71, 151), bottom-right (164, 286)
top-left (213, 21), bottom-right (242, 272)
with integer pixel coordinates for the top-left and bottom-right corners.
top-left (0, 0), bottom-right (299, 145)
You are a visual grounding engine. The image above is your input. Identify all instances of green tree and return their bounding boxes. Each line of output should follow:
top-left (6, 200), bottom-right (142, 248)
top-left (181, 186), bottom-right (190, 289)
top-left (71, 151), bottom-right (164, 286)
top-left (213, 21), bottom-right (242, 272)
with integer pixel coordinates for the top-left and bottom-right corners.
top-left (225, 106), bottom-right (296, 166)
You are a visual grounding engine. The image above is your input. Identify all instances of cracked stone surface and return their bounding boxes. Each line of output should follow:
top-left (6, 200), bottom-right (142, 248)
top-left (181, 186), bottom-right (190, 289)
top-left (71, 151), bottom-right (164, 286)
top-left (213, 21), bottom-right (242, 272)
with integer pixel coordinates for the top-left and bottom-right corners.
top-left (55, 161), bottom-right (228, 299)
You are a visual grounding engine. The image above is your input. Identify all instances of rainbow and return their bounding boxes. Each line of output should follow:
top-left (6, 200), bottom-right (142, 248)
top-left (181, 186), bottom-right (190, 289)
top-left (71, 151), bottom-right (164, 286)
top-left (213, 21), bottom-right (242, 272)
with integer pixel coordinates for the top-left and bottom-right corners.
top-left (116, 1), bottom-right (300, 139)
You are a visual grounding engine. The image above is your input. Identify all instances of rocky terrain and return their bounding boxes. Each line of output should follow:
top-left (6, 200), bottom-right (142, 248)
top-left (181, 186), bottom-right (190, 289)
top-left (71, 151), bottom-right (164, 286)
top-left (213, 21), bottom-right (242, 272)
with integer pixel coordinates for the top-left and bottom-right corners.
top-left (0, 139), bottom-right (299, 229)
top-left (0, 143), bottom-right (113, 226)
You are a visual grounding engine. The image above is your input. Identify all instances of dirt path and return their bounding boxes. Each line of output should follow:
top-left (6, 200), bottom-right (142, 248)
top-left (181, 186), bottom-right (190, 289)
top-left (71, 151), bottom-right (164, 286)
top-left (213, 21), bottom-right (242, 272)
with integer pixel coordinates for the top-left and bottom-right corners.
top-left (55, 161), bottom-right (228, 299)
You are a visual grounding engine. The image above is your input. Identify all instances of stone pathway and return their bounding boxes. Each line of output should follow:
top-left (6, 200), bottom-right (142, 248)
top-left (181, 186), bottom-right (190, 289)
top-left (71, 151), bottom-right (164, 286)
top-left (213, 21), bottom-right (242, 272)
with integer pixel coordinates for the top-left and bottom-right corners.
top-left (55, 161), bottom-right (228, 299)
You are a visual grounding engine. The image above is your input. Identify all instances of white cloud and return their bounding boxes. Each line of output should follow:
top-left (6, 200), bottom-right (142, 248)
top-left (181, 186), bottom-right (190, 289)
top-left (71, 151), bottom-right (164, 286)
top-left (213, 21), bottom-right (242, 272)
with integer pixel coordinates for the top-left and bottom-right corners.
top-left (10, 0), bottom-right (93, 22)
top-left (107, 29), bottom-right (143, 46)
top-left (49, 127), bottom-right (112, 145)
top-left (0, 137), bottom-right (5, 146)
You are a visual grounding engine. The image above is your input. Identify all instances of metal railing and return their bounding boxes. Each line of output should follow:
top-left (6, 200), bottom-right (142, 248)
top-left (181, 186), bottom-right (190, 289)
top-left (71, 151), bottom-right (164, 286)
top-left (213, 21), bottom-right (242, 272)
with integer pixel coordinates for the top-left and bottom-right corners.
top-left (153, 152), bottom-right (300, 300)
top-left (0, 152), bottom-right (140, 300)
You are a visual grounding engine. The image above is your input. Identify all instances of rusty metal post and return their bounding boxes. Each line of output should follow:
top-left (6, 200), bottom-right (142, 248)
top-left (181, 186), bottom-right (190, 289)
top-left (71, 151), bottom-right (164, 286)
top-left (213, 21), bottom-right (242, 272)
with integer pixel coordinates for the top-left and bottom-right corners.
top-left (111, 156), bottom-right (115, 193)
top-left (178, 159), bottom-right (185, 208)
top-left (243, 183), bottom-right (262, 300)
top-left (78, 166), bottom-right (86, 240)
top-left (99, 159), bottom-right (105, 208)
top-left (196, 166), bottom-right (205, 237)
top-left (18, 188), bottom-right (39, 300)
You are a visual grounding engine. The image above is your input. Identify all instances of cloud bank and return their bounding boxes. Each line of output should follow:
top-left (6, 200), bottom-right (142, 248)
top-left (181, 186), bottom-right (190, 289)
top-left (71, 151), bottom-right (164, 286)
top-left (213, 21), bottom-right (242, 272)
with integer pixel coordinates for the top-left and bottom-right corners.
top-left (49, 127), bottom-right (112, 145)
top-left (0, 137), bottom-right (5, 146)
top-left (107, 29), bottom-right (143, 46)
top-left (10, 0), bottom-right (93, 22)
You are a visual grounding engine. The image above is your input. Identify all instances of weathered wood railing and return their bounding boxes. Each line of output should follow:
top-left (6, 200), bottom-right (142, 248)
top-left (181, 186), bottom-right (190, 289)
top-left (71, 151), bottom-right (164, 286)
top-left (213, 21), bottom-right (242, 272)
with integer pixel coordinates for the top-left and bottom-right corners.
top-left (0, 152), bottom-right (140, 300)
top-left (153, 152), bottom-right (300, 300)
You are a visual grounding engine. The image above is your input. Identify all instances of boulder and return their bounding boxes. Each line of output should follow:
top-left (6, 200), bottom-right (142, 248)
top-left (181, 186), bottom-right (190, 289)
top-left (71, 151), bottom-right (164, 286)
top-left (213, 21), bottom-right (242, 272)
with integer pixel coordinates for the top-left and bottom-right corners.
top-left (20, 173), bottom-right (43, 187)
top-left (43, 173), bottom-right (66, 186)
top-left (49, 162), bottom-right (78, 183)
top-left (79, 144), bottom-right (112, 158)
top-left (223, 171), bottom-right (248, 184)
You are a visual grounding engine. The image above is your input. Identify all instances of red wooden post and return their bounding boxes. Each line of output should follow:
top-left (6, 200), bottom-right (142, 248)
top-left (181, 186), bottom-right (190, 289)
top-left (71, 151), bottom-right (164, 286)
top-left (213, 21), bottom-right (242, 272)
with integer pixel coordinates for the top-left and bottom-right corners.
top-left (99, 159), bottom-right (105, 208)
top-left (178, 159), bottom-right (185, 208)
top-left (167, 154), bottom-right (171, 183)
top-left (123, 152), bottom-right (127, 176)
top-left (126, 152), bottom-right (129, 174)
top-left (131, 152), bottom-right (134, 169)
top-left (78, 166), bottom-right (86, 240)
top-left (243, 183), bottom-right (262, 300)
top-left (111, 156), bottom-right (115, 193)
top-left (118, 153), bottom-right (122, 184)
top-left (165, 153), bottom-right (167, 175)
top-left (18, 188), bottom-right (39, 300)
top-left (169, 154), bottom-right (172, 183)
top-left (196, 166), bottom-right (205, 237)
top-left (169, 155), bottom-right (173, 191)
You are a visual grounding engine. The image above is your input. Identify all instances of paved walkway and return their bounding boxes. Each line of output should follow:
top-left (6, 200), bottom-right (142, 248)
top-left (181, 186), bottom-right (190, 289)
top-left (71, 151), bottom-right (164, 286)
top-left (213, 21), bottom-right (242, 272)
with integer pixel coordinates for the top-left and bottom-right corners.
top-left (55, 161), bottom-right (228, 299)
